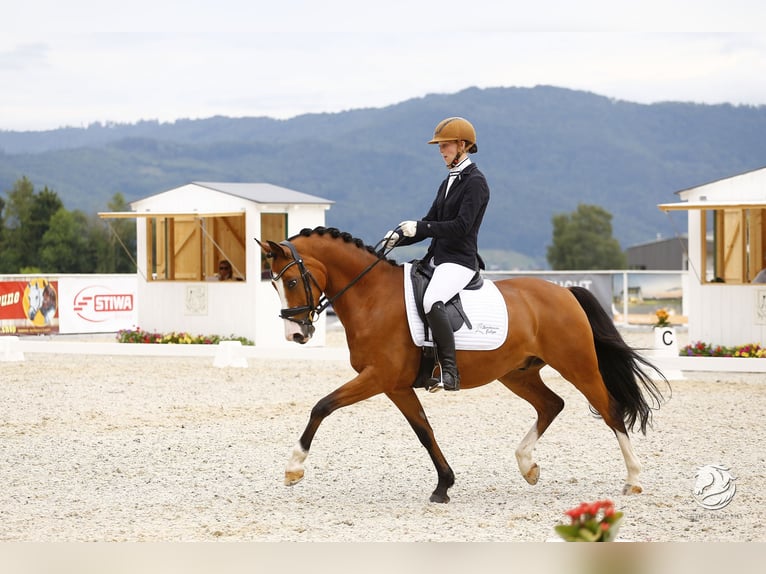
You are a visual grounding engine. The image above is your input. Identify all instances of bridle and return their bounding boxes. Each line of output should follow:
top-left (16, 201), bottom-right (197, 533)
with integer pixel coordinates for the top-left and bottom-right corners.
top-left (270, 241), bottom-right (324, 329)
top-left (270, 239), bottom-right (387, 330)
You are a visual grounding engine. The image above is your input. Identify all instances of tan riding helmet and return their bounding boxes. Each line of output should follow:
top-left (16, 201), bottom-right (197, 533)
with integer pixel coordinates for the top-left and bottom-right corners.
top-left (428, 117), bottom-right (478, 153)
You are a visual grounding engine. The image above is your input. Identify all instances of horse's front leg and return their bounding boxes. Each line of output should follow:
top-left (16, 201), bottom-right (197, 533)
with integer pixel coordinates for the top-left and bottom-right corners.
top-left (284, 368), bottom-right (381, 486)
top-left (386, 387), bottom-right (455, 503)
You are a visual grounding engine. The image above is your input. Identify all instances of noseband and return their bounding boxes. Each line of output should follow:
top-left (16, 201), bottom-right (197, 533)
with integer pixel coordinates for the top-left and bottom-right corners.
top-left (271, 239), bottom-right (384, 329)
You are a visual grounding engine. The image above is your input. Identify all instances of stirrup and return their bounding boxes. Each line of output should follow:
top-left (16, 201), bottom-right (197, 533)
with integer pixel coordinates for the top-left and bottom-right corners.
top-left (425, 363), bottom-right (443, 393)
top-left (426, 379), bottom-right (444, 393)
top-left (425, 366), bottom-right (458, 393)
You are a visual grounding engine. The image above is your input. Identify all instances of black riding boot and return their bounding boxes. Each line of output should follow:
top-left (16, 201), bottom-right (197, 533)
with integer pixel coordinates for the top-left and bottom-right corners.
top-left (426, 301), bottom-right (460, 392)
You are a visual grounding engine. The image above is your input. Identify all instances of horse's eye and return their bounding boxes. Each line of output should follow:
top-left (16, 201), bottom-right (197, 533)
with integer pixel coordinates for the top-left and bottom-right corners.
top-left (286, 279), bottom-right (298, 289)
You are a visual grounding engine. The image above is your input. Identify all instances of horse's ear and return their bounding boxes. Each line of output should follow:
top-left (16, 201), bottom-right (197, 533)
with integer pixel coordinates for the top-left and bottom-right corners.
top-left (255, 238), bottom-right (285, 260)
top-left (254, 238), bottom-right (268, 255)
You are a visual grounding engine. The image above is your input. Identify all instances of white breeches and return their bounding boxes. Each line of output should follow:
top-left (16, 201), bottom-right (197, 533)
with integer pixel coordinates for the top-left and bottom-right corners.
top-left (423, 262), bottom-right (476, 314)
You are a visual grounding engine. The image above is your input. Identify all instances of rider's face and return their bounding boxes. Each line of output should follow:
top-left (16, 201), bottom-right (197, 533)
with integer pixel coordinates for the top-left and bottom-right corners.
top-left (438, 141), bottom-right (461, 166)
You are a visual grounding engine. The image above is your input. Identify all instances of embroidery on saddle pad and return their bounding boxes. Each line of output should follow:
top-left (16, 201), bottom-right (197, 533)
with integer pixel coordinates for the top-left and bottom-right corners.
top-left (403, 262), bottom-right (508, 351)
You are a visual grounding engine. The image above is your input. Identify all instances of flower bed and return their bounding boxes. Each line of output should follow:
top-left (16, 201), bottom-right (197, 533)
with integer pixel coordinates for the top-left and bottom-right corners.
top-left (681, 341), bottom-right (765, 358)
top-left (117, 327), bottom-right (253, 346)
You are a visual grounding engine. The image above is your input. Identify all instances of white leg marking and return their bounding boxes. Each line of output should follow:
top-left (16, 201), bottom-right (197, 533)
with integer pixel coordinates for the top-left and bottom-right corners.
top-left (616, 431), bottom-right (643, 493)
top-left (285, 442), bottom-right (308, 486)
top-left (515, 424), bottom-right (540, 484)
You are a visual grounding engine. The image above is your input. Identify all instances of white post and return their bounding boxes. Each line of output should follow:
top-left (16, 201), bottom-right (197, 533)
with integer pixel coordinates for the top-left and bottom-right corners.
top-left (213, 340), bottom-right (248, 368)
top-left (622, 271), bottom-right (629, 326)
top-left (653, 326), bottom-right (679, 355)
top-left (0, 336), bottom-right (25, 362)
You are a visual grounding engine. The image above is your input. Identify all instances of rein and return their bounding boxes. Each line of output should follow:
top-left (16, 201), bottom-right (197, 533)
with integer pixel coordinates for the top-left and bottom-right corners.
top-left (274, 238), bottom-right (387, 326)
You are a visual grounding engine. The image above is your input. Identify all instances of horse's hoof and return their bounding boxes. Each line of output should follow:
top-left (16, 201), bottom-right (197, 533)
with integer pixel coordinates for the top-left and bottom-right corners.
top-left (523, 463), bottom-right (540, 485)
top-left (429, 491), bottom-right (450, 504)
top-left (285, 469), bottom-right (305, 486)
top-left (622, 483), bottom-right (643, 495)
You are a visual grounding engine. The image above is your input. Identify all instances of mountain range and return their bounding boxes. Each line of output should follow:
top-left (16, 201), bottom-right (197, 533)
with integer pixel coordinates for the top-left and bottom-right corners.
top-left (2, 85), bottom-right (765, 268)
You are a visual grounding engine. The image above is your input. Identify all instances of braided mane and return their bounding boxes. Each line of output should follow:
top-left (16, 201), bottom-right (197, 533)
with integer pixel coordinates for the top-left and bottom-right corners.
top-left (291, 226), bottom-right (398, 265)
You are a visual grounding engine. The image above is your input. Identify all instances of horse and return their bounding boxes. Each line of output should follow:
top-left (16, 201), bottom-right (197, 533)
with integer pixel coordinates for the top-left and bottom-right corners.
top-left (258, 226), bottom-right (667, 503)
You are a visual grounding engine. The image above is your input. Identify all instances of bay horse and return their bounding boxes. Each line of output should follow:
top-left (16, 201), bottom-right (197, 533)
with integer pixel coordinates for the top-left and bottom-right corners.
top-left (259, 226), bottom-right (666, 503)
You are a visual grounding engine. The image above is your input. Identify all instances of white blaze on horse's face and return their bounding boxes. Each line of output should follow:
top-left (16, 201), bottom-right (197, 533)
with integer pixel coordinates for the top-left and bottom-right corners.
top-left (273, 276), bottom-right (314, 344)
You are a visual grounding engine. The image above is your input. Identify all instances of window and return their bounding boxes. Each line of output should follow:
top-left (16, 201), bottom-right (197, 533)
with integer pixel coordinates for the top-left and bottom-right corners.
top-left (259, 213), bottom-right (287, 279)
top-left (147, 214), bottom-right (246, 281)
top-left (701, 208), bottom-right (765, 283)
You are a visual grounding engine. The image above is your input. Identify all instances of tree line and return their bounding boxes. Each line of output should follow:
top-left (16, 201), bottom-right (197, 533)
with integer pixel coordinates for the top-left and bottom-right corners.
top-left (0, 176), bottom-right (624, 274)
top-left (0, 176), bottom-right (136, 274)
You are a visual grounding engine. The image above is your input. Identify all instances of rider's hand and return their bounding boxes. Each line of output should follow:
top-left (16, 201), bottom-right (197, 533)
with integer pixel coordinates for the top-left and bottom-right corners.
top-left (398, 220), bottom-right (417, 237)
top-left (383, 229), bottom-right (400, 249)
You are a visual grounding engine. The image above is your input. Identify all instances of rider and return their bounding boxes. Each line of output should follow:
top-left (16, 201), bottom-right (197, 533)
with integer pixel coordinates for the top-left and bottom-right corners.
top-left (384, 117), bottom-right (490, 392)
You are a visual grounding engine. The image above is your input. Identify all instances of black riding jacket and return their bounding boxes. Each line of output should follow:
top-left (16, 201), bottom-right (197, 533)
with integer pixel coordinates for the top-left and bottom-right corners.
top-left (398, 163), bottom-right (490, 270)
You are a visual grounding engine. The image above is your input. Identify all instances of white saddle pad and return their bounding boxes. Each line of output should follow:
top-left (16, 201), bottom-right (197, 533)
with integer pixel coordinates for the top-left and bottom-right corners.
top-left (403, 262), bottom-right (508, 351)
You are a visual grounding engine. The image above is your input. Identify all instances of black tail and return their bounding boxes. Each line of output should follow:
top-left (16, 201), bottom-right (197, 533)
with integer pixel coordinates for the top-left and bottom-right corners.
top-left (568, 286), bottom-right (668, 434)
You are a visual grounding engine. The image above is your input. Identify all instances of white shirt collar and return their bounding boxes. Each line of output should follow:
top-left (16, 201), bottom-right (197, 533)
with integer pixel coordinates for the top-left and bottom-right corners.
top-left (449, 157), bottom-right (472, 176)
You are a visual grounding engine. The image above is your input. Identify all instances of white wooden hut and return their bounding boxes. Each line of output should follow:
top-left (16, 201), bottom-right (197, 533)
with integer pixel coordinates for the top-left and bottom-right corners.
top-left (101, 182), bottom-right (333, 346)
top-left (659, 166), bottom-right (766, 347)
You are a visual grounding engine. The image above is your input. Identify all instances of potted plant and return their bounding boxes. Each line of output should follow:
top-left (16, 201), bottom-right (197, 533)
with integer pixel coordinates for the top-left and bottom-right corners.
top-left (554, 500), bottom-right (624, 542)
top-left (653, 308), bottom-right (676, 353)
top-left (654, 308), bottom-right (670, 328)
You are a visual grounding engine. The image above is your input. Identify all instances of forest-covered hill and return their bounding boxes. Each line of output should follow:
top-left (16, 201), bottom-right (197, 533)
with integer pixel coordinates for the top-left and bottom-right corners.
top-left (2, 85), bottom-right (765, 267)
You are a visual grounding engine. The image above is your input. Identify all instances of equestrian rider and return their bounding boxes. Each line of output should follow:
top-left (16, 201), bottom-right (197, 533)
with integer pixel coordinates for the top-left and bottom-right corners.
top-left (385, 117), bottom-right (490, 392)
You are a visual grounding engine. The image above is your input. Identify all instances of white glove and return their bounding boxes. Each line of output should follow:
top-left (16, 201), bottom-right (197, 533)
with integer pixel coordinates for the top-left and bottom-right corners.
top-left (383, 229), bottom-right (400, 249)
top-left (399, 220), bottom-right (417, 237)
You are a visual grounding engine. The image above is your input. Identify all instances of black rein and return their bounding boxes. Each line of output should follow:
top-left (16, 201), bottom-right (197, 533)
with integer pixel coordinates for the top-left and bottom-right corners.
top-left (273, 239), bottom-right (386, 327)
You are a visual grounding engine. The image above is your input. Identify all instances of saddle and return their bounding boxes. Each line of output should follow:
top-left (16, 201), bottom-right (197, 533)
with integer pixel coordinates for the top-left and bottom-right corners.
top-left (409, 259), bottom-right (484, 390)
top-left (409, 259), bottom-right (484, 338)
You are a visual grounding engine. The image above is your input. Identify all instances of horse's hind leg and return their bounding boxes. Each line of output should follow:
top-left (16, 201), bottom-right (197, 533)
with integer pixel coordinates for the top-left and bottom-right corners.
top-left (497, 370), bottom-right (564, 486)
top-left (554, 362), bottom-right (643, 494)
top-left (615, 431), bottom-right (643, 494)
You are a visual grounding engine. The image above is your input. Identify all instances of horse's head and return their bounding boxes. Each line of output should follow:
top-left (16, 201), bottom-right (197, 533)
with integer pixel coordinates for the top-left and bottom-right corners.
top-left (258, 227), bottom-right (390, 344)
top-left (258, 237), bottom-right (326, 344)
top-left (27, 282), bottom-right (43, 316)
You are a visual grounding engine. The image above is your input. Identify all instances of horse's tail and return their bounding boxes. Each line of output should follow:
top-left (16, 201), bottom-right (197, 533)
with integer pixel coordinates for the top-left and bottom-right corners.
top-left (568, 286), bottom-right (668, 435)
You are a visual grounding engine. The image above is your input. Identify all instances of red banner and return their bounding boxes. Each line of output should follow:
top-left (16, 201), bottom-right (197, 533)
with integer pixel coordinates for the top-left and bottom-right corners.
top-left (0, 278), bottom-right (60, 335)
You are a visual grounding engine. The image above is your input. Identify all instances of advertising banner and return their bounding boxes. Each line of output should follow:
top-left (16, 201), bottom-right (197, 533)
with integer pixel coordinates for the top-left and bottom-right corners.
top-left (486, 273), bottom-right (613, 315)
top-left (1, 275), bottom-right (138, 336)
top-left (0, 278), bottom-right (60, 335)
top-left (58, 276), bottom-right (138, 333)
top-left (537, 274), bottom-right (613, 315)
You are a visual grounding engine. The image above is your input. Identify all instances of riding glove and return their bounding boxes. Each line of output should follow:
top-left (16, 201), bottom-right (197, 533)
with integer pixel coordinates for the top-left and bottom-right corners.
top-left (383, 230), bottom-right (400, 249)
top-left (399, 220), bottom-right (417, 237)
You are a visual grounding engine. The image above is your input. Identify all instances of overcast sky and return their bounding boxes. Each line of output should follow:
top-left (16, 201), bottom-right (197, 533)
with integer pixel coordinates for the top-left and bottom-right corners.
top-left (2, 0), bottom-right (765, 131)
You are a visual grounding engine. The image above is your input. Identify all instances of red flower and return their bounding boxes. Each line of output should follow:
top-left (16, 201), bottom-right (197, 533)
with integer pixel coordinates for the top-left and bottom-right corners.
top-left (556, 499), bottom-right (623, 542)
